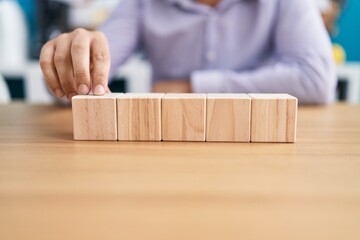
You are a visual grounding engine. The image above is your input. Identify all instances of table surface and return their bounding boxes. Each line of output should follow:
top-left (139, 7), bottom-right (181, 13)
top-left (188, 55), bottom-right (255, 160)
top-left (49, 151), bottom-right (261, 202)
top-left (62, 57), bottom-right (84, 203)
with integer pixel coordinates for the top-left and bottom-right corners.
top-left (0, 103), bottom-right (360, 240)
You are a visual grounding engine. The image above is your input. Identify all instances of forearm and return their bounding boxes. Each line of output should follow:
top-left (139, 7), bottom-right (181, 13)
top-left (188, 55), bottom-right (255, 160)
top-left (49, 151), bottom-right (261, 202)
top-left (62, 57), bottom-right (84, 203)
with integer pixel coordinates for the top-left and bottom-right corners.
top-left (98, 0), bottom-right (141, 79)
top-left (191, 55), bottom-right (336, 104)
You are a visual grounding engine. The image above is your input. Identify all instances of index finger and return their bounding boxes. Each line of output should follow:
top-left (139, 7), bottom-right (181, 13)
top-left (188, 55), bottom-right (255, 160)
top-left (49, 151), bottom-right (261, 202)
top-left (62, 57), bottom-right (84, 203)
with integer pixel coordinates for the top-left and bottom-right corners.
top-left (71, 29), bottom-right (91, 95)
top-left (90, 33), bottom-right (111, 96)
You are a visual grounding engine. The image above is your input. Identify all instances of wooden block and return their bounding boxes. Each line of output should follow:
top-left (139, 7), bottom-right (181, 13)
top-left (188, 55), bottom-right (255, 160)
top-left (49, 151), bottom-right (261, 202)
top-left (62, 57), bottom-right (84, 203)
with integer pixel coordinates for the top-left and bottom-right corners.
top-left (206, 94), bottom-right (251, 142)
top-left (117, 93), bottom-right (164, 141)
top-left (249, 94), bottom-right (298, 143)
top-left (72, 93), bottom-right (122, 141)
top-left (162, 94), bottom-right (206, 142)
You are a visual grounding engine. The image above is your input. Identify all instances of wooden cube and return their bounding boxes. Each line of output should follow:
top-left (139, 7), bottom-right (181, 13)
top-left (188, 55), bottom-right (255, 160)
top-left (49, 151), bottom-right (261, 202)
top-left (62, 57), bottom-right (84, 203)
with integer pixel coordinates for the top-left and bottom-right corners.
top-left (249, 94), bottom-right (298, 143)
top-left (117, 93), bottom-right (164, 141)
top-left (162, 94), bottom-right (206, 141)
top-left (206, 94), bottom-right (251, 142)
top-left (72, 93), bottom-right (122, 141)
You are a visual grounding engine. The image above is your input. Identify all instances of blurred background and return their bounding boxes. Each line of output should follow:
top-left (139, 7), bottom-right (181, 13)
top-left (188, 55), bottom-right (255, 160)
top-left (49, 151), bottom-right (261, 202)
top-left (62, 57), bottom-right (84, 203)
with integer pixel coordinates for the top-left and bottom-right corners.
top-left (0, 0), bottom-right (359, 104)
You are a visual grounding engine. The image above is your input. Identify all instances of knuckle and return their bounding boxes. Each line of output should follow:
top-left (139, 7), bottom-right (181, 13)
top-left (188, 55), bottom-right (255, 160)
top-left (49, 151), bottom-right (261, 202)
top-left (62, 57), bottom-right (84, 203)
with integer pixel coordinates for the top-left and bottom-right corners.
top-left (40, 43), bottom-right (53, 58)
top-left (92, 32), bottom-right (109, 46)
top-left (74, 71), bottom-right (89, 81)
top-left (74, 28), bottom-right (87, 36)
top-left (94, 31), bottom-right (106, 40)
top-left (47, 80), bottom-right (58, 90)
top-left (61, 80), bottom-right (74, 92)
top-left (50, 87), bottom-right (57, 93)
top-left (54, 54), bottom-right (67, 65)
top-left (92, 72), bottom-right (107, 82)
top-left (40, 42), bottom-right (51, 52)
top-left (56, 33), bottom-right (70, 42)
top-left (39, 58), bottom-right (51, 69)
top-left (71, 41), bottom-right (86, 53)
top-left (43, 76), bottom-right (57, 89)
top-left (92, 52), bottom-right (110, 62)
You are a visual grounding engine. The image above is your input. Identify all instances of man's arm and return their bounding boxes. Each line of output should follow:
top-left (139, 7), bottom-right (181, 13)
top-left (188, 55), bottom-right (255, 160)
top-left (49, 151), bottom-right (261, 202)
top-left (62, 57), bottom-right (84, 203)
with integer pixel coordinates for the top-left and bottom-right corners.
top-left (99, 0), bottom-right (141, 79)
top-left (191, 0), bottom-right (337, 104)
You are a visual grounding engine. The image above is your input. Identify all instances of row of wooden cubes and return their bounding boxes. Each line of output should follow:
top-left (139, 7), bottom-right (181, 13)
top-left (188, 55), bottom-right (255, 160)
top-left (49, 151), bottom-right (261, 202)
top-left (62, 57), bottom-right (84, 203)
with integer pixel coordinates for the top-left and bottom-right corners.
top-left (72, 93), bottom-right (298, 142)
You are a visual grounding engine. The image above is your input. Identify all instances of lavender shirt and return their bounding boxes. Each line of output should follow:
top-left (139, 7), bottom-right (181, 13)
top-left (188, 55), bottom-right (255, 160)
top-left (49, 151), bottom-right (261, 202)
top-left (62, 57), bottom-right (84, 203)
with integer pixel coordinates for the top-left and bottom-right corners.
top-left (100, 0), bottom-right (336, 104)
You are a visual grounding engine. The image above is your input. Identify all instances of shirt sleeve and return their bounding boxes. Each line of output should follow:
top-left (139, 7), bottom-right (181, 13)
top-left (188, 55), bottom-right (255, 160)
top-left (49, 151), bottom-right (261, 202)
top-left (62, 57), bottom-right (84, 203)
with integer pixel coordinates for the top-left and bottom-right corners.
top-left (191, 0), bottom-right (337, 104)
top-left (98, 0), bottom-right (141, 79)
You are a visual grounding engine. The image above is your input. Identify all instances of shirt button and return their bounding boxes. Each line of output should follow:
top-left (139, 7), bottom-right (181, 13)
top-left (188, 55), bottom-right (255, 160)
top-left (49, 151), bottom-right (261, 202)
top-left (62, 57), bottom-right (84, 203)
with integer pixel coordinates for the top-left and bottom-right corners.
top-left (207, 51), bottom-right (217, 62)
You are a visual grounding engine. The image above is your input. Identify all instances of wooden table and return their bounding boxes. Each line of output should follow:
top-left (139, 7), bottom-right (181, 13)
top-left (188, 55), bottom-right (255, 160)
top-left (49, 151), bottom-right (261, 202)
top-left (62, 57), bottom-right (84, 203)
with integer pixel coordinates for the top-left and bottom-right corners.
top-left (0, 103), bottom-right (360, 240)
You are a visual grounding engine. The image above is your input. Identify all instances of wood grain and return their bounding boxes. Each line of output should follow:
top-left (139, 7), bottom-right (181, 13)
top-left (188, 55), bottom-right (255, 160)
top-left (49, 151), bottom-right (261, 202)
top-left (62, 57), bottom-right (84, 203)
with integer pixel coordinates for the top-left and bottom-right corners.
top-left (117, 93), bottom-right (164, 141)
top-left (162, 94), bottom-right (206, 141)
top-left (206, 94), bottom-right (251, 142)
top-left (249, 94), bottom-right (298, 143)
top-left (1, 103), bottom-right (360, 240)
top-left (72, 93), bottom-right (122, 141)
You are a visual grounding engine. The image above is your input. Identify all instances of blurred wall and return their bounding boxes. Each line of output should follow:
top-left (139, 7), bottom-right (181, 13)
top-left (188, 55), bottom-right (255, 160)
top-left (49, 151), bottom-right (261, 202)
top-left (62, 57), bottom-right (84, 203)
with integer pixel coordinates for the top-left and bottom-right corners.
top-left (17, 0), bottom-right (37, 44)
top-left (333, 0), bottom-right (360, 61)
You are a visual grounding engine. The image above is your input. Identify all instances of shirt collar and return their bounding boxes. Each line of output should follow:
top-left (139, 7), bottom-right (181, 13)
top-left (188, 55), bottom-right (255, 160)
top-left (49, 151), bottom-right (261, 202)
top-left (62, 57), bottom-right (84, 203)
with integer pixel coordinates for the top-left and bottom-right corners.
top-left (165, 0), bottom-right (264, 4)
top-left (164, 0), bottom-right (266, 14)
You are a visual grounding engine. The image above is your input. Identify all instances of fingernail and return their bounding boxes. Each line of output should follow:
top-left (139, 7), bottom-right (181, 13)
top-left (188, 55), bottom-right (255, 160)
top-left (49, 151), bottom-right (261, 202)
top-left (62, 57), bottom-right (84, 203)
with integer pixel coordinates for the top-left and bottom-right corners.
top-left (94, 84), bottom-right (105, 95)
top-left (67, 92), bottom-right (76, 100)
top-left (77, 84), bottom-right (89, 95)
top-left (54, 88), bottom-right (64, 98)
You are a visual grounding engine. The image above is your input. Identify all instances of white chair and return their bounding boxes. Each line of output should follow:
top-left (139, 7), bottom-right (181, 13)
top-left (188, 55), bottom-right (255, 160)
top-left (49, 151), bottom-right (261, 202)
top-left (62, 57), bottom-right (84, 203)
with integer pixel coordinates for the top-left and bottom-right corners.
top-left (0, 73), bottom-right (10, 103)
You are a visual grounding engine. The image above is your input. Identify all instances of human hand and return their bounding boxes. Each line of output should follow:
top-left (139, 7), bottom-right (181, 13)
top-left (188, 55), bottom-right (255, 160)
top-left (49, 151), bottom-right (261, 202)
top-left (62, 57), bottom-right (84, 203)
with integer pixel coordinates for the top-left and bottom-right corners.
top-left (152, 80), bottom-right (192, 93)
top-left (40, 28), bottom-right (111, 100)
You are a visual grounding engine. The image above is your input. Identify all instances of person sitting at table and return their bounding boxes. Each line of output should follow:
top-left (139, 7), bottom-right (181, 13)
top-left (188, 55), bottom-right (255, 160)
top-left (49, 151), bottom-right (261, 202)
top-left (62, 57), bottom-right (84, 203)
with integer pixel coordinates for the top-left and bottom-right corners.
top-left (39, 0), bottom-right (336, 104)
